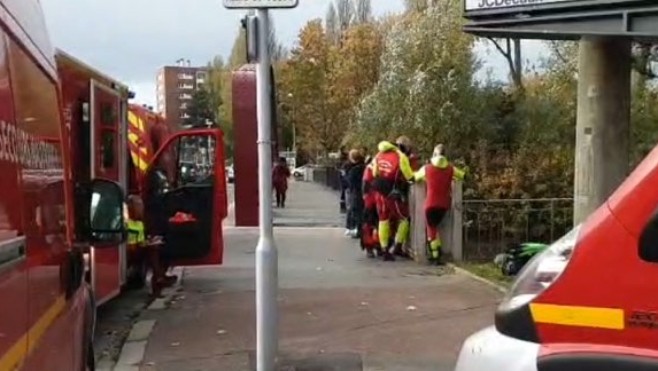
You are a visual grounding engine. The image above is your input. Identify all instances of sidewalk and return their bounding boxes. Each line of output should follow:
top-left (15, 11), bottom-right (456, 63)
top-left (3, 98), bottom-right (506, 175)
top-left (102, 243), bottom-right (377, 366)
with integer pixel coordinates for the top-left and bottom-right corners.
top-left (133, 181), bottom-right (501, 371)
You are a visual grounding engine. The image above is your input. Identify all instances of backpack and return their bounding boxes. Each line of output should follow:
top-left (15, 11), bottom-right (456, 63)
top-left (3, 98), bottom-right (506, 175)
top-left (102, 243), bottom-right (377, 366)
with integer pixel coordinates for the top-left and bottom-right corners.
top-left (496, 242), bottom-right (548, 276)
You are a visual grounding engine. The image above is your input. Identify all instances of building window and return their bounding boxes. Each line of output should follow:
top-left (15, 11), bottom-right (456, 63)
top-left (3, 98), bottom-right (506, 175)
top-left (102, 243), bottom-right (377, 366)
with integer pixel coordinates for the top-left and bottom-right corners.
top-left (179, 93), bottom-right (192, 100)
top-left (177, 73), bottom-right (194, 80)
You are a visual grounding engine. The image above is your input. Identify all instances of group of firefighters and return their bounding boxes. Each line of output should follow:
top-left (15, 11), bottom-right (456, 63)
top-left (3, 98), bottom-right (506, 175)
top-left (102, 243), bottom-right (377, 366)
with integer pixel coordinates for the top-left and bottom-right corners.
top-left (343, 136), bottom-right (466, 265)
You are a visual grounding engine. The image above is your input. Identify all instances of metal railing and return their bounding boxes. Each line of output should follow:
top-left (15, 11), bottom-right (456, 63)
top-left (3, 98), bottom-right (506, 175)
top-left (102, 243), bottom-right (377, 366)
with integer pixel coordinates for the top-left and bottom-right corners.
top-left (462, 198), bottom-right (573, 262)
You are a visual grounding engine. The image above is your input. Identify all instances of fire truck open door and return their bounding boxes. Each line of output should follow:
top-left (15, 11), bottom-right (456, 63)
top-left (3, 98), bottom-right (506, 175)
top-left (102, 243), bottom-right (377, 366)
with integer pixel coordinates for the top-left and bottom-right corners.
top-left (90, 79), bottom-right (127, 304)
top-left (143, 129), bottom-right (227, 266)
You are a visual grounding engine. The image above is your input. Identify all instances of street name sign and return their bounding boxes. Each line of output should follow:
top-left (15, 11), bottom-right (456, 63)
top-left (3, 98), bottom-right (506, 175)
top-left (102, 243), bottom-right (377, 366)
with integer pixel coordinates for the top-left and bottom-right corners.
top-left (223, 0), bottom-right (298, 8)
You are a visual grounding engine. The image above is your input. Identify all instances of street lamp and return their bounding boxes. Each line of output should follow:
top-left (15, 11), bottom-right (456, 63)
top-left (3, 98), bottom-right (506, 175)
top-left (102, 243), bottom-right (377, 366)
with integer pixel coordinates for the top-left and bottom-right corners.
top-left (287, 93), bottom-right (296, 155)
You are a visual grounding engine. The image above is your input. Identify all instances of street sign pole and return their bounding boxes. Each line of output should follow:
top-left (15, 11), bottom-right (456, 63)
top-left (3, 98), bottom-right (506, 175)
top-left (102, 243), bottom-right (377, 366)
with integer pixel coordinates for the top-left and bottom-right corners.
top-left (254, 8), bottom-right (277, 371)
top-left (223, 2), bottom-right (297, 370)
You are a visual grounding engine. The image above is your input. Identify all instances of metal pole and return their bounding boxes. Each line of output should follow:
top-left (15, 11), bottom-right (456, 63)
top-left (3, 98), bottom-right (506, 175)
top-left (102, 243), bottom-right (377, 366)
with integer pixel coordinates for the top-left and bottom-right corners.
top-left (255, 8), bottom-right (278, 371)
top-left (292, 109), bottom-right (296, 155)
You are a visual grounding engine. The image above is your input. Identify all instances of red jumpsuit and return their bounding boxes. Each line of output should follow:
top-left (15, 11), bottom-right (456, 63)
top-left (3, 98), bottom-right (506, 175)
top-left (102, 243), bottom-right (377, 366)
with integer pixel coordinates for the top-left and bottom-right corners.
top-left (373, 150), bottom-right (410, 222)
top-left (421, 164), bottom-right (454, 241)
top-left (361, 163), bottom-right (378, 252)
top-left (372, 142), bottom-right (414, 258)
top-left (415, 157), bottom-right (465, 260)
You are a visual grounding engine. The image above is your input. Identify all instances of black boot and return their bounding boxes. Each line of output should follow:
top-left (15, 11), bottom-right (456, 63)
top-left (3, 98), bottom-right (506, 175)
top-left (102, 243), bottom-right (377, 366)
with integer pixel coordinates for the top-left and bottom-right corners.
top-left (382, 246), bottom-right (395, 261)
top-left (429, 256), bottom-right (445, 266)
top-left (393, 243), bottom-right (408, 258)
top-left (383, 252), bottom-right (396, 261)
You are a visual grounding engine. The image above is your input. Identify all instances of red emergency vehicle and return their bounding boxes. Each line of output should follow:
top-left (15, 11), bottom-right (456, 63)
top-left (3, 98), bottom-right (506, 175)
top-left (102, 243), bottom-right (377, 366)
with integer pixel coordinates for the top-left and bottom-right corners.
top-left (455, 146), bottom-right (658, 368)
top-left (0, 0), bottom-right (228, 369)
top-left (56, 51), bottom-right (228, 305)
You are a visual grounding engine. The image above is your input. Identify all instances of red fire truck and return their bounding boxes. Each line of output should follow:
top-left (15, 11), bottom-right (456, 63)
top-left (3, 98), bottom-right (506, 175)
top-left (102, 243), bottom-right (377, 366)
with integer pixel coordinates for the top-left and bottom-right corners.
top-left (56, 50), bottom-right (228, 305)
top-left (454, 129), bottom-right (658, 367)
top-left (0, 0), bottom-right (227, 369)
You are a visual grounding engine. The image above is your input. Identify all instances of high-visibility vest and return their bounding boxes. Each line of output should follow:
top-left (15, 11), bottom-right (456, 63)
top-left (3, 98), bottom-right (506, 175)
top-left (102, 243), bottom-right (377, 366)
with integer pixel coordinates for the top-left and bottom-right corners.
top-left (126, 218), bottom-right (145, 245)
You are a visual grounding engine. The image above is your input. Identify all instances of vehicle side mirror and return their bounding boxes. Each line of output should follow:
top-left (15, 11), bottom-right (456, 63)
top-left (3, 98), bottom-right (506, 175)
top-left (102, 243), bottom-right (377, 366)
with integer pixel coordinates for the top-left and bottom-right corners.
top-left (639, 210), bottom-right (658, 263)
top-left (88, 179), bottom-right (126, 246)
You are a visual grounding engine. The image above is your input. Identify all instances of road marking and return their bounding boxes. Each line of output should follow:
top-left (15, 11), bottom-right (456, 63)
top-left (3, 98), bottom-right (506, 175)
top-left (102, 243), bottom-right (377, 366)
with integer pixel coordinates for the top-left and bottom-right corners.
top-left (530, 303), bottom-right (624, 330)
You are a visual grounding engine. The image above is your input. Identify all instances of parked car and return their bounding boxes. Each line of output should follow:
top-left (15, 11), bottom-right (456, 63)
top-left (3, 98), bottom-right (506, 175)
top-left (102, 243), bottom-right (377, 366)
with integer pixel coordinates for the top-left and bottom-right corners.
top-left (293, 164), bottom-right (313, 179)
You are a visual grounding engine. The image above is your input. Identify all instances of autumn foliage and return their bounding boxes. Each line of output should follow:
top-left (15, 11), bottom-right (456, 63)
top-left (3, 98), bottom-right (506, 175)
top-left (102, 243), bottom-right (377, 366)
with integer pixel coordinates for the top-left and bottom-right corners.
top-left (211, 0), bottom-right (658, 204)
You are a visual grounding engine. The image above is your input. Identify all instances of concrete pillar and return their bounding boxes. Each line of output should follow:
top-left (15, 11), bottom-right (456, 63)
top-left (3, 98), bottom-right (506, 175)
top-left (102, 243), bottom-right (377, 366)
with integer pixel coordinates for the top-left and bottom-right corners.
top-left (408, 181), bottom-right (463, 263)
top-left (573, 38), bottom-right (631, 225)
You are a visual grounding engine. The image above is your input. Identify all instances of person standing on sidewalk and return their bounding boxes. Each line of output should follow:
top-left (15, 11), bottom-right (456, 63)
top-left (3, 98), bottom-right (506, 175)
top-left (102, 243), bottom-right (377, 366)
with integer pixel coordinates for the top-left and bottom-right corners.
top-left (273, 157), bottom-right (291, 208)
top-left (361, 156), bottom-right (379, 258)
top-left (341, 155), bottom-right (356, 236)
top-left (346, 149), bottom-right (366, 238)
top-left (372, 138), bottom-right (415, 261)
top-left (414, 144), bottom-right (466, 265)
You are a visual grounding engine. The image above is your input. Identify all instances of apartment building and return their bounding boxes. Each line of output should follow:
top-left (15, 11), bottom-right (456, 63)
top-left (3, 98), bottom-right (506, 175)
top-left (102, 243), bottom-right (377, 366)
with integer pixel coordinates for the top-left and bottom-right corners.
top-left (156, 59), bottom-right (208, 129)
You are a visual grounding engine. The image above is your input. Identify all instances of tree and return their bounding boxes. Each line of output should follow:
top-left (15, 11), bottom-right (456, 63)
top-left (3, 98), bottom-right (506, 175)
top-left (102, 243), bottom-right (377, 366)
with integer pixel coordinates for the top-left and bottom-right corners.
top-left (325, 3), bottom-right (340, 44)
top-left (207, 56), bottom-right (234, 156)
top-left (354, 0), bottom-right (479, 155)
top-left (404, 0), bottom-right (429, 12)
top-left (487, 38), bottom-right (524, 91)
top-left (183, 88), bottom-right (215, 128)
top-left (353, 0), bottom-right (372, 24)
top-left (266, 12), bottom-right (288, 61)
top-left (336, 0), bottom-right (354, 33)
top-left (279, 20), bottom-right (341, 157)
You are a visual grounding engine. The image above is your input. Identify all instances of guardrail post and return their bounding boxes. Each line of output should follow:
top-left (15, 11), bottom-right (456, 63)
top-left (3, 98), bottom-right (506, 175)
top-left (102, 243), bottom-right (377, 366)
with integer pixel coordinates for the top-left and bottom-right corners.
top-left (409, 184), bottom-right (429, 264)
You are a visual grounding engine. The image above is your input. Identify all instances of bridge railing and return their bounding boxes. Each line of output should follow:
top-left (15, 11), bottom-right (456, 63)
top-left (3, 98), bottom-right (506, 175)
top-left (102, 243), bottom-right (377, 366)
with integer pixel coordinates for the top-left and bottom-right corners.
top-left (407, 183), bottom-right (573, 263)
top-left (307, 166), bottom-right (573, 264)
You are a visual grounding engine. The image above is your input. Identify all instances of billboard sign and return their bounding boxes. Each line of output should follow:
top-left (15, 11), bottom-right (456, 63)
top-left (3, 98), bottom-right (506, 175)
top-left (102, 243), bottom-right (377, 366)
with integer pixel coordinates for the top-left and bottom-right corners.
top-left (223, 0), bottom-right (298, 8)
top-left (466, 0), bottom-right (573, 11)
top-left (465, 0), bottom-right (647, 14)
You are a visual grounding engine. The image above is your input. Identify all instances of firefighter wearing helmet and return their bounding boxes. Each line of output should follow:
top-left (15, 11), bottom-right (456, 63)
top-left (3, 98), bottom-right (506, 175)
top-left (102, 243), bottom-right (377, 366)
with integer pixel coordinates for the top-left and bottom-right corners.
top-left (371, 136), bottom-right (415, 261)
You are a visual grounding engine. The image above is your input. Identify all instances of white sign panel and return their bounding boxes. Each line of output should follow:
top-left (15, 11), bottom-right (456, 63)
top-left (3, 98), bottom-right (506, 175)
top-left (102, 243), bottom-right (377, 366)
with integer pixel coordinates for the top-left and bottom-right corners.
top-left (465, 0), bottom-right (575, 11)
top-left (223, 0), bottom-right (298, 8)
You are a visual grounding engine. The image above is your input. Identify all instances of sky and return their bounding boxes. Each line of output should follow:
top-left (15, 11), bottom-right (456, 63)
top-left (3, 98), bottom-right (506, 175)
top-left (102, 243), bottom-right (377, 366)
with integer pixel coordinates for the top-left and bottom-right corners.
top-left (41, 0), bottom-right (547, 108)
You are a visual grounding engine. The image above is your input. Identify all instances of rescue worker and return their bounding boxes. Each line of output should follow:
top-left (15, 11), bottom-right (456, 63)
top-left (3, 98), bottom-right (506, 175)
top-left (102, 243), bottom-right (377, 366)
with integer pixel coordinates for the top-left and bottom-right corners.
top-left (126, 195), bottom-right (176, 296)
top-left (414, 144), bottom-right (466, 265)
top-left (361, 155), bottom-right (379, 258)
top-left (371, 136), bottom-right (415, 261)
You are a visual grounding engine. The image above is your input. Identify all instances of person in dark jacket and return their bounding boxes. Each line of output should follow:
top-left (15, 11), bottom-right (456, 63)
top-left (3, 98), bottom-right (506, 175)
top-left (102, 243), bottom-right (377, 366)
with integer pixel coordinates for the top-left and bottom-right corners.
top-left (346, 149), bottom-right (366, 238)
top-left (338, 146), bottom-right (349, 214)
top-left (273, 157), bottom-right (291, 208)
top-left (341, 156), bottom-right (356, 235)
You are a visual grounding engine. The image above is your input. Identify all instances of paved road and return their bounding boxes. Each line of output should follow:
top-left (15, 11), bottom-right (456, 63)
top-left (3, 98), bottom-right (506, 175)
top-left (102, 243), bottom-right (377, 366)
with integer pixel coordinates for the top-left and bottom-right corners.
top-left (133, 181), bottom-right (501, 371)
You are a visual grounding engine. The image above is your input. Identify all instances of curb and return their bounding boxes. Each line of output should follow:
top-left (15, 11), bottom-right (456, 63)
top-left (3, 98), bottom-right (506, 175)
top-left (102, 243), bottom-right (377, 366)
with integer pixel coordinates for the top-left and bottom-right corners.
top-left (448, 263), bottom-right (509, 294)
top-left (100, 267), bottom-right (185, 371)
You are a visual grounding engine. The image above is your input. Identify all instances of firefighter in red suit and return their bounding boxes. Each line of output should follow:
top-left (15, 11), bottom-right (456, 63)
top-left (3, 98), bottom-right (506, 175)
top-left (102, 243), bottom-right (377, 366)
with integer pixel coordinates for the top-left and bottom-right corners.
top-left (414, 144), bottom-right (466, 265)
top-left (361, 157), bottom-right (379, 258)
top-left (372, 137), bottom-right (415, 261)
